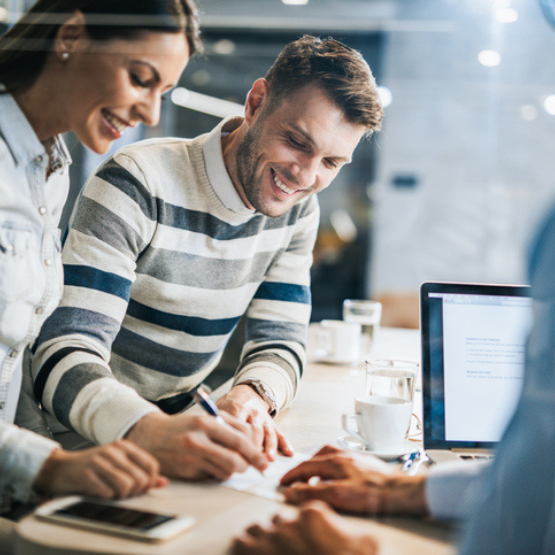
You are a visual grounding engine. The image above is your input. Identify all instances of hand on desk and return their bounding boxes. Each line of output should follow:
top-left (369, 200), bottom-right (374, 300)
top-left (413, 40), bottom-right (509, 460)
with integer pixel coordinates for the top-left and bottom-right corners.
top-left (280, 445), bottom-right (429, 516)
top-left (34, 440), bottom-right (166, 499)
top-left (231, 500), bottom-right (378, 555)
top-left (126, 410), bottom-right (268, 481)
top-left (216, 384), bottom-right (294, 461)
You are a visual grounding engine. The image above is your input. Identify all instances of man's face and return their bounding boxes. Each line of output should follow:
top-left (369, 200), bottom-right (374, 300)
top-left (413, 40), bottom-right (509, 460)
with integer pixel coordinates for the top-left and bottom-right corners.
top-left (235, 83), bottom-right (366, 217)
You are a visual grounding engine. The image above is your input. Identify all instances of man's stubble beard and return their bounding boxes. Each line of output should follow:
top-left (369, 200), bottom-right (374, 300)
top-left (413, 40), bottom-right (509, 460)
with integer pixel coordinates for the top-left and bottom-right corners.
top-left (235, 118), bottom-right (269, 215)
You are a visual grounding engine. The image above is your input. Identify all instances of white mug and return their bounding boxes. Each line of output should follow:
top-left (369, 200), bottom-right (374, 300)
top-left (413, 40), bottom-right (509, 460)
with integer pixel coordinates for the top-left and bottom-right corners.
top-left (314, 319), bottom-right (361, 364)
top-left (342, 395), bottom-right (413, 452)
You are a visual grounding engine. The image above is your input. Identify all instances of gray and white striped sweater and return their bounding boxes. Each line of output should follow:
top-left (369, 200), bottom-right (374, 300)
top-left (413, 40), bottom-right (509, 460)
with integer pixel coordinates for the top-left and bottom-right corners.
top-left (31, 120), bottom-right (319, 445)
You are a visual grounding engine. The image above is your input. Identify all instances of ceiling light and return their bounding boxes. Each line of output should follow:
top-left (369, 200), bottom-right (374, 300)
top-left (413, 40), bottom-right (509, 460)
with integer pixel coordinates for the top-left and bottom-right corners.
top-left (330, 209), bottom-right (357, 243)
top-left (0, 7), bottom-right (8, 21)
top-left (543, 95), bottom-right (555, 116)
top-left (212, 39), bottom-right (236, 55)
top-left (192, 70), bottom-right (211, 87)
top-left (520, 105), bottom-right (538, 121)
top-left (282, 0), bottom-right (309, 5)
top-left (171, 88), bottom-right (244, 119)
top-left (377, 86), bottom-right (392, 108)
top-left (495, 8), bottom-right (519, 23)
top-left (478, 50), bottom-right (501, 67)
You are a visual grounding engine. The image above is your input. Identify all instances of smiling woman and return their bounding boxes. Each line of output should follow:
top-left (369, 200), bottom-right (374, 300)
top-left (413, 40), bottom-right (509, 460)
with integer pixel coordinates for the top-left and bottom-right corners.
top-left (0, 0), bottom-right (201, 153)
top-left (0, 0), bottom-right (200, 550)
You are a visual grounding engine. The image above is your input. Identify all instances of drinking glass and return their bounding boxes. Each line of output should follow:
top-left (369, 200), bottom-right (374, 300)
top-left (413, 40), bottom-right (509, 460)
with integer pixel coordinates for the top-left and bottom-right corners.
top-left (343, 299), bottom-right (382, 364)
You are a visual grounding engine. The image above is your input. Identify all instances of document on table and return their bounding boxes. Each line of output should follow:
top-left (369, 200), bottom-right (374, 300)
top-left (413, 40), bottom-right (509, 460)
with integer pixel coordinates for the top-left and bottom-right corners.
top-left (222, 453), bottom-right (310, 502)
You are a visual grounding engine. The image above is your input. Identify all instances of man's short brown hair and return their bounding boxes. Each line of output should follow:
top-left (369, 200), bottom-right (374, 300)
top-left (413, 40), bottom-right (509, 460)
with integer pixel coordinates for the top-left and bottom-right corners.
top-left (265, 35), bottom-right (383, 137)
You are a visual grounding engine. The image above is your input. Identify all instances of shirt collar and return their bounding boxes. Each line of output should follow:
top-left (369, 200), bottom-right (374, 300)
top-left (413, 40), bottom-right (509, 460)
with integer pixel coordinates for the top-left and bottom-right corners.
top-left (42, 135), bottom-right (72, 176)
top-left (0, 86), bottom-right (71, 171)
top-left (202, 116), bottom-right (255, 216)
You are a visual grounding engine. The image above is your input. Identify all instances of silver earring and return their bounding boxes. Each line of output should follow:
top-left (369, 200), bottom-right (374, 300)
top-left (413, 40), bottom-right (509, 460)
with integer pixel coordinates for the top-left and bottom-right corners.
top-left (62, 52), bottom-right (70, 60)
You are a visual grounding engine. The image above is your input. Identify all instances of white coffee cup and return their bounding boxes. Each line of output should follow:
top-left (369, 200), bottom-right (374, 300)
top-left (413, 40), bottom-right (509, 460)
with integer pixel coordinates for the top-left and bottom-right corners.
top-left (342, 395), bottom-right (413, 452)
top-left (314, 319), bottom-right (361, 364)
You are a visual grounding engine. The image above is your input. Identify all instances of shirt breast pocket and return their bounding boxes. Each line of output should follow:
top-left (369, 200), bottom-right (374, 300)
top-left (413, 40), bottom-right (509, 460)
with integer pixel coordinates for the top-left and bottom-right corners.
top-left (0, 223), bottom-right (34, 303)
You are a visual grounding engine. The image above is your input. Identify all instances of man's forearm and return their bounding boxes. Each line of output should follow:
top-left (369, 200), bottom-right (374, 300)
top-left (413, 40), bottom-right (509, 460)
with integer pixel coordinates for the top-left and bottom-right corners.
top-left (235, 341), bottom-right (304, 413)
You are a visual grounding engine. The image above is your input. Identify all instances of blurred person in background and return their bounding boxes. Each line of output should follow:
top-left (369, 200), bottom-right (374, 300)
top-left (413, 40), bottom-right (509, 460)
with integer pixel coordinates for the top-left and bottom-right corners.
top-left (0, 0), bottom-right (200, 550)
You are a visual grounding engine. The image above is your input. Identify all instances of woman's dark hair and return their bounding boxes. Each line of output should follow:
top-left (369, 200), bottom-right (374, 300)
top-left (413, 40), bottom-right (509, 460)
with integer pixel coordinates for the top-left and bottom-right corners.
top-left (0, 0), bottom-right (201, 92)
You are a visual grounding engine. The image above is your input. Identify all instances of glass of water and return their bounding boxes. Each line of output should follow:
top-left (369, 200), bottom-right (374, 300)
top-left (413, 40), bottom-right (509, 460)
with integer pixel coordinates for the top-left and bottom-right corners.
top-left (343, 299), bottom-right (382, 364)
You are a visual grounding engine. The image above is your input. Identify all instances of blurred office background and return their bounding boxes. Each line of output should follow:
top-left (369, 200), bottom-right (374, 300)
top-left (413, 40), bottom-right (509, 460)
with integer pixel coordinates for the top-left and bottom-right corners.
top-left (2, 0), bottom-right (555, 332)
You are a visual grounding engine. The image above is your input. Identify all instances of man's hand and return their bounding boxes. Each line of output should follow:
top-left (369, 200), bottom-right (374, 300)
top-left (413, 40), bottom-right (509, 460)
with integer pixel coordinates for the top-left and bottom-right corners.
top-left (216, 384), bottom-right (294, 461)
top-left (231, 500), bottom-right (378, 555)
top-left (125, 410), bottom-right (268, 481)
top-left (280, 445), bottom-right (429, 516)
top-left (34, 440), bottom-right (167, 499)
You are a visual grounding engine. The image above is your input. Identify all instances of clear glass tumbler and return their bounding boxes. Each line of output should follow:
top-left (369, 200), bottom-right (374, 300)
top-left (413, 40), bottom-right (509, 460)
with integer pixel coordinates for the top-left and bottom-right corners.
top-left (343, 299), bottom-right (382, 364)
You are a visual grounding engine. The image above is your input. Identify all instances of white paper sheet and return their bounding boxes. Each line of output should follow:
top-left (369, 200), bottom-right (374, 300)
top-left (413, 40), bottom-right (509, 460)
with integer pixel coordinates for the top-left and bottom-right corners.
top-left (221, 453), bottom-right (310, 502)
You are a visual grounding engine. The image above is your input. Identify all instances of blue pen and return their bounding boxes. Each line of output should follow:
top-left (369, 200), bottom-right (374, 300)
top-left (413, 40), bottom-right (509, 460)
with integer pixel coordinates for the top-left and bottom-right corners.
top-left (401, 449), bottom-right (421, 474)
top-left (193, 386), bottom-right (227, 426)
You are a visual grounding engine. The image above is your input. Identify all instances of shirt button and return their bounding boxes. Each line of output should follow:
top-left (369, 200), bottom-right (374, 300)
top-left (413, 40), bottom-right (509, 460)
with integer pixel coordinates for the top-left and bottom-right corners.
top-left (9, 350), bottom-right (17, 358)
top-left (38, 206), bottom-right (47, 215)
top-left (44, 259), bottom-right (52, 266)
top-left (35, 155), bottom-right (43, 163)
top-left (35, 307), bottom-right (44, 315)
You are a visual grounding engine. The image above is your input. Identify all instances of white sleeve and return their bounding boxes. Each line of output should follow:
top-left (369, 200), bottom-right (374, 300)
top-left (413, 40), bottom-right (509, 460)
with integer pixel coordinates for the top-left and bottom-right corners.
top-left (0, 421), bottom-right (59, 503)
top-left (425, 460), bottom-right (491, 520)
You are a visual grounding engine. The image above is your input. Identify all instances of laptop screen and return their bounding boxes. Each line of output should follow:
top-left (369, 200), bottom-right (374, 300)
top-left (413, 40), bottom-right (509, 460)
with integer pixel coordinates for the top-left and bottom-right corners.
top-left (421, 282), bottom-right (533, 450)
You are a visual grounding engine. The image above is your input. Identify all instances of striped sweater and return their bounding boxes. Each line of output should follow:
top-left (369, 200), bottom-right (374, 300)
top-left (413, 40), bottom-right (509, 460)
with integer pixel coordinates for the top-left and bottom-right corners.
top-left (31, 118), bottom-right (319, 445)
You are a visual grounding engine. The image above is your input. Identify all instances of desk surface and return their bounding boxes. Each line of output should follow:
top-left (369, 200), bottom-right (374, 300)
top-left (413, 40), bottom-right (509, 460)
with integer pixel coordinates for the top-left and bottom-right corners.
top-left (16, 327), bottom-right (456, 555)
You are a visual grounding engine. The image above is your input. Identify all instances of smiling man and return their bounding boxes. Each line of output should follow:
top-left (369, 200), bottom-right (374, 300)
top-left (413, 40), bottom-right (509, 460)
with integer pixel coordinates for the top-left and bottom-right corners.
top-left (29, 36), bottom-right (383, 481)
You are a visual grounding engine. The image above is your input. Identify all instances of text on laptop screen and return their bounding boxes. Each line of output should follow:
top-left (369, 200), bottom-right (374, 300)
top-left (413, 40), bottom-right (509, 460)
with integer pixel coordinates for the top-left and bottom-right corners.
top-left (427, 291), bottom-right (533, 444)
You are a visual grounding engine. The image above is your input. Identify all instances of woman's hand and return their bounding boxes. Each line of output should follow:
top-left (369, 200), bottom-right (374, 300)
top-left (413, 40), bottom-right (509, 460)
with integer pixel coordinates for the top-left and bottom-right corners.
top-left (34, 440), bottom-right (167, 499)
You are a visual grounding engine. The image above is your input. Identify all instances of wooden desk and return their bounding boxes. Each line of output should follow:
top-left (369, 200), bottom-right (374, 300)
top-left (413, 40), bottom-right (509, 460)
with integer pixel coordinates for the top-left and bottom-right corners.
top-left (15, 328), bottom-right (456, 555)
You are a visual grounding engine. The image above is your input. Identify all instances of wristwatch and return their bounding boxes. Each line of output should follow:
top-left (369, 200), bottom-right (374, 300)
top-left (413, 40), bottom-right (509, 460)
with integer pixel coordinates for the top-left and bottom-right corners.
top-left (242, 379), bottom-right (278, 417)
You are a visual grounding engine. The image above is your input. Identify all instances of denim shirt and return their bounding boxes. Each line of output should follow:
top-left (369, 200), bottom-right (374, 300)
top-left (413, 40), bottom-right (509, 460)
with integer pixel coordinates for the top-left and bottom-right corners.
top-left (0, 88), bottom-right (70, 508)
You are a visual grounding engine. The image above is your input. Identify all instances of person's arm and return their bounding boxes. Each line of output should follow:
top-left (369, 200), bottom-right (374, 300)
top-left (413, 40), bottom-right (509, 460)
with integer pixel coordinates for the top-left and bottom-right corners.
top-left (425, 458), bottom-right (491, 520)
top-left (217, 197), bottom-right (320, 458)
top-left (0, 422), bottom-right (164, 503)
top-left (32, 154), bottom-right (161, 446)
top-left (0, 420), bottom-right (59, 504)
top-left (280, 445), bottom-right (490, 520)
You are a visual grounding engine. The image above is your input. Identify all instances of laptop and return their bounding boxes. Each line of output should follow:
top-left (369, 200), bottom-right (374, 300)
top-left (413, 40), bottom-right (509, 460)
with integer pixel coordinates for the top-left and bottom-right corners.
top-left (420, 282), bottom-right (533, 463)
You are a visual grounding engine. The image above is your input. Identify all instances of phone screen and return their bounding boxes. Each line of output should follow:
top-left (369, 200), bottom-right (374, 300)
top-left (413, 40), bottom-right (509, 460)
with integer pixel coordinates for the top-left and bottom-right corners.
top-left (55, 501), bottom-right (174, 531)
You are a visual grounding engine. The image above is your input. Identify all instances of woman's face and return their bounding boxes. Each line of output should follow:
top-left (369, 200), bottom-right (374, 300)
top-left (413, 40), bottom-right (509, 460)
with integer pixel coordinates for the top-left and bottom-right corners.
top-left (65, 31), bottom-right (189, 154)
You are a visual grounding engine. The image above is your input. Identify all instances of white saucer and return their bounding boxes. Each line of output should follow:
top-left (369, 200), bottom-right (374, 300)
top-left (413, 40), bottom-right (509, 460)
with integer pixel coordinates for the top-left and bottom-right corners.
top-left (313, 357), bottom-right (355, 366)
top-left (309, 347), bottom-right (358, 366)
top-left (337, 435), bottom-right (419, 460)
